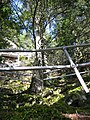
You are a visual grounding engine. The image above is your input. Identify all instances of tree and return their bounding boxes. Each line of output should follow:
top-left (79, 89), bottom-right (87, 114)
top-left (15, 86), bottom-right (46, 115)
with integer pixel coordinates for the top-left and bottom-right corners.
top-left (0, 0), bottom-right (11, 48)
top-left (2, 0), bottom-right (89, 93)
top-left (12, 0), bottom-right (89, 93)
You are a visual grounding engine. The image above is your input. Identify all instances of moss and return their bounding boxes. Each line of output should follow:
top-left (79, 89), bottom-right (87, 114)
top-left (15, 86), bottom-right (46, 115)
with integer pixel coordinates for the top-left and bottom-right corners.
top-left (0, 76), bottom-right (90, 120)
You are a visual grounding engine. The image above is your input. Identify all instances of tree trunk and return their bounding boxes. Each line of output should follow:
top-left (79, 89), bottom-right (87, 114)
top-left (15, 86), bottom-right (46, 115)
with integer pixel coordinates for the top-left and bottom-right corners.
top-left (29, 0), bottom-right (46, 94)
top-left (29, 19), bottom-right (44, 94)
top-left (29, 57), bottom-right (44, 94)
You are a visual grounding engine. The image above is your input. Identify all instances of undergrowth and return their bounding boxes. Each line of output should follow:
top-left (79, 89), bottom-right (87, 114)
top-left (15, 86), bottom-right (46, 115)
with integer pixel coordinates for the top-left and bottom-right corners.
top-left (0, 76), bottom-right (90, 120)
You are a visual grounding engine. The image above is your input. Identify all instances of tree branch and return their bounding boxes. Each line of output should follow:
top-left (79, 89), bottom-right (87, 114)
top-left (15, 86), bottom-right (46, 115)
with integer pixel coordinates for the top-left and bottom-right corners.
top-left (32, 0), bottom-right (39, 49)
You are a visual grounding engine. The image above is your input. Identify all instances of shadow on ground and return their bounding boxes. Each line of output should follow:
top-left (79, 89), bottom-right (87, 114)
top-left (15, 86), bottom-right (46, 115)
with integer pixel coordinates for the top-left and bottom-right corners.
top-left (0, 86), bottom-right (90, 120)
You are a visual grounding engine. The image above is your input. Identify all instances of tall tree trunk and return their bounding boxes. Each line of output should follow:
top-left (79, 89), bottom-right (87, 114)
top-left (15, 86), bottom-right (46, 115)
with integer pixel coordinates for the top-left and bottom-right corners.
top-left (29, 0), bottom-right (47, 94)
top-left (29, 29), bottom-right (44, 94)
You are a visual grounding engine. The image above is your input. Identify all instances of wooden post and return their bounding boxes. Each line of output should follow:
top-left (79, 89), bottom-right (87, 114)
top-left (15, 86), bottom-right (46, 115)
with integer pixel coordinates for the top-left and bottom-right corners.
top-left (63, 47), bottom-right (89, 93)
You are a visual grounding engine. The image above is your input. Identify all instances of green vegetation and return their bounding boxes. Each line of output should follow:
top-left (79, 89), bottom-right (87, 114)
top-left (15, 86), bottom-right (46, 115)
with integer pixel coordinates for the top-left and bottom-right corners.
top-left (0, 75), bottom-right (90, 120)
top-left (0, 0), bottom-right (90, 119)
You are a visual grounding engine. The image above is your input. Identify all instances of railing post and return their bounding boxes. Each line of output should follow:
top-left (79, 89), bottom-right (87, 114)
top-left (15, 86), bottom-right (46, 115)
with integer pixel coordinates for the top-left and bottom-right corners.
top-left (63, 46), bottom-right (89, 93)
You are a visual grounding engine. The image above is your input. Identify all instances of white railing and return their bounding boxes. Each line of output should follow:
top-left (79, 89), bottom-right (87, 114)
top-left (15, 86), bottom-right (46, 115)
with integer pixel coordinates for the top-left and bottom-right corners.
top-left (0, 43), bottom-right (90, 93)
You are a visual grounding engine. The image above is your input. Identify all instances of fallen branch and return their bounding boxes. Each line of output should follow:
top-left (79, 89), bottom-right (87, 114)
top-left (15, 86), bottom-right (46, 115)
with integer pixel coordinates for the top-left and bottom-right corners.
top-left (62, 113), bottom-right (90, 120)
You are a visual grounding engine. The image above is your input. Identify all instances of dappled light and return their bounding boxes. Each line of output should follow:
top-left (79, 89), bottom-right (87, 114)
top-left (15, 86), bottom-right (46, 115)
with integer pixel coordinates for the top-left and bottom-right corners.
top-left (0, 0), bottom-right (90, 119)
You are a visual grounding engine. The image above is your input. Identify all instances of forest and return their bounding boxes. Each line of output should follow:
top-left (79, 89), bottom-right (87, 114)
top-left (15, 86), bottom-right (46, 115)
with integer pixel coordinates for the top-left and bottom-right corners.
top-left (0, 0), bottom-right (90, 120)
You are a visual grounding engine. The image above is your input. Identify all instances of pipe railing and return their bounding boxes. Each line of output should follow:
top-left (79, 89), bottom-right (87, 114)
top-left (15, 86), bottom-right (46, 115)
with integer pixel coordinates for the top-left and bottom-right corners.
top-left (0, 43), bottom-right (89, 93)
top-left (0, 43), bottom-right (90, 52)
top-left (0, 62), bottom-right (89, 71)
